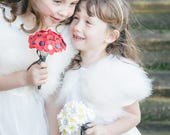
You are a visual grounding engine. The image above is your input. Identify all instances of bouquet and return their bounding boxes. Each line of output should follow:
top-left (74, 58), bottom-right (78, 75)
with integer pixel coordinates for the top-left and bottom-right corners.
top-left (28, 29), bottom-right (66, 89)
top-left (57, 101), bottom-right (96, 135)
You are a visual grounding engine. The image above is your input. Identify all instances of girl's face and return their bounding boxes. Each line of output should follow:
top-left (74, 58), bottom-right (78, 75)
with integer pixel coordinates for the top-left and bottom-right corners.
top-left (33, 0), bottom-right (79, 27)
top-left (69, 2), bottom-right (111, 53)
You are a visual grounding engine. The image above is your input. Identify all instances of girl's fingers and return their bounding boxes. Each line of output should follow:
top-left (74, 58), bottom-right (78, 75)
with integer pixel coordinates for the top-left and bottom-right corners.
top-left (32, 62), bottom-right (47, 69)
top-left (37, 79), bottom-right (47, 86)
top-left (85, 127), bottom-right (95, 135)
top-left (28, 62), bottom-right (47, 71)
top-left (87, 122), bottom-right (95, 128)
top-left (27, 62), bottom-right (48, 86)
top-left (39, 74), bottom-right (48, 80)
top-left (32, 74), bottom-right (47, 86)
top-left (40, 69), bottom-right (48, 75)
top-left (40, 62), bottom-right (47, 68)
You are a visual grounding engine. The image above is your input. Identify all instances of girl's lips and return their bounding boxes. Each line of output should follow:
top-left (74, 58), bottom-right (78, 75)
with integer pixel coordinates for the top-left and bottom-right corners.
top-left (50, 16), bottom-right (61, 22)
top-left (73, 34), bottom-right (85, 41)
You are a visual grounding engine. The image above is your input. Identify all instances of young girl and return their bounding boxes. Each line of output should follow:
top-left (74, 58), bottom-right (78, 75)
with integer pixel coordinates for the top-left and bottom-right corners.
top-left (0, 0), bottom-right (79, 135)
top-left (57, 0), bottom-right (152, 134)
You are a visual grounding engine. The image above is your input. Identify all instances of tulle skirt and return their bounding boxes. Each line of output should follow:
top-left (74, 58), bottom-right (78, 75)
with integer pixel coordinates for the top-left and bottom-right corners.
top-left (0, 89), bottom-right (49, 135)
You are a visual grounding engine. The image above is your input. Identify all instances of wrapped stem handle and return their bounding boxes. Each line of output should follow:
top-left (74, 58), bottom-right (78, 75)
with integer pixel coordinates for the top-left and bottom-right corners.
top-left (37, 54), bottom-right (47, 89)
top-left (81, 122), bottom-right (92, 135)
top-left (27, 50), bottom-right (47, 90)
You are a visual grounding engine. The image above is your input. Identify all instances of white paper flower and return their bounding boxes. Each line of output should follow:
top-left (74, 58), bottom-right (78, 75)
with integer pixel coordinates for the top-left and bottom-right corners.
top-left (57, 101), bottom-right (95, 135)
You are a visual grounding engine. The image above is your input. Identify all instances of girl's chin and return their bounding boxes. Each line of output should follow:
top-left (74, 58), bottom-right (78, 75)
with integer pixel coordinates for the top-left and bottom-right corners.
top-left (45, 22), bottom-right (58, 28)
top-left (51, 19), bottom-right (61, 24)
top-left (73, 45), bottom-right (84, 51)
top-left (44, 19), bottom-right (60, 28)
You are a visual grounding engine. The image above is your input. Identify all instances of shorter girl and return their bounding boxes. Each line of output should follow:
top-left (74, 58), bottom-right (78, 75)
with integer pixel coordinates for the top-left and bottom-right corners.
top-left (57, 0), bottom-right (152, 134)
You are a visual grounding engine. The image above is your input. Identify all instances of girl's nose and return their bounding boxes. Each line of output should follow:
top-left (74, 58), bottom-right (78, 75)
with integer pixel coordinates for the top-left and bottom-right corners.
top-left (57, 7), bottom-right (69, 18)
top-left (58, 10), bottom-right (68, 17)
top-left (73, 22), bottom-right (83, 32)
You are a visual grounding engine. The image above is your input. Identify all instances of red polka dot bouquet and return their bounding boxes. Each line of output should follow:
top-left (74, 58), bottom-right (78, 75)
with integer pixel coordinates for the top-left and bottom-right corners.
top-left (29, 29), bottom-right (66, 54)
top-left (28, 29), bottom-right (66, 89)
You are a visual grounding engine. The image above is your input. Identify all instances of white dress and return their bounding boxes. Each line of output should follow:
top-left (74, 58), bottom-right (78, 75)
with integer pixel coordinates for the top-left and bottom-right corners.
top-left (58, 55), bottom-right (152, 135)
top-left (0, 6), bottom-right (76, 135)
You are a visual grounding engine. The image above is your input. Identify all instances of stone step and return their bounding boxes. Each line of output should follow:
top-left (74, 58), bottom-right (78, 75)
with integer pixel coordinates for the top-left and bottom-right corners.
top-left (139, 121), bottom-right (170, 131)
top-left (131, 30), bottom-right (170, 66)
top-left (130, 13), bottom-right (170, 30)
top-left (130, 0), bottom-right (170, 13)
top-left (132, 30), bottom-right (170, 50)
top-left (139, 96), bottom-right (170, 134)
top-left (129, 0), bottom-right (170, 29)
top-left (149, 71), bottom-right (170, 91)
top-left (148, 70), bottom-right (170, 97)
top-left (152, 89), bottom-right (170, 98)
top-left (140, 97), bottom-right (170, 122)
top-left (139, 121), bottom-right (170, 135)
top-left (140, 129), bottom-right (170, 135)
top-left (141, 50), bottom-right (170, 66)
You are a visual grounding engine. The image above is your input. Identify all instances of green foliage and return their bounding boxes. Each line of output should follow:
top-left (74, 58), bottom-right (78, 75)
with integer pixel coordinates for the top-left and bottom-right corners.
top-left (145, 63), bottom-right (170, 71)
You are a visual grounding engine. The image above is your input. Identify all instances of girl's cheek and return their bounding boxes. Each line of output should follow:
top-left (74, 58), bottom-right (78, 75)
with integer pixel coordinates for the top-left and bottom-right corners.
top-left (41, 7), bottom-right (52, 16)
top-left (36, 2), bottom-right (52, 16)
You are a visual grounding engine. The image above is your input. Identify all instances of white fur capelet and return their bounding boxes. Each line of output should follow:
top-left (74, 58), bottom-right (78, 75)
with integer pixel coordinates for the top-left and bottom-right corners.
top-left (58, 55), bottom-right (152, 122)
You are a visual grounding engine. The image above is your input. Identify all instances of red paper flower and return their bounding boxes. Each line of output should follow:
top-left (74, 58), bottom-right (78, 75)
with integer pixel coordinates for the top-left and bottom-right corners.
top-left (28, 29), bottom-right (67, 89)
top-left (28, 29), bottom-right (66, 55)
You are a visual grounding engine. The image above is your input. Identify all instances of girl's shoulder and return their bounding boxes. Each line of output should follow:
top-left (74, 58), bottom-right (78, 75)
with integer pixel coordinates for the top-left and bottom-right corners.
top-left (59, 55), bottom-right (152, 107)
top-left (86, 55), bottom-right (142, 76)
top-left (0, 5), bottom-right (22, 31)
top-left (66, 55), bottom-right (145, 79)
top-left (0, 9), bottom-right (25, 44)
top-left (97, 55), bottom-right (145, 76)
top-left (0, 7), bottom-right (25, 46)
top-left (103, 55), bottom-right (152, 89)
top-left (108, 55), bottom-right (139, 70)
top-left (107, 56), bottom-right (152, 103)
top-left (86, 55), bottom-right (152, 103)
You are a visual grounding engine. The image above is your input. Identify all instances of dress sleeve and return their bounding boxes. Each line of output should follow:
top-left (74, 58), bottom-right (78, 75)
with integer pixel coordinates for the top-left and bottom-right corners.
top-left (112, 59), bottom-right (152, 106)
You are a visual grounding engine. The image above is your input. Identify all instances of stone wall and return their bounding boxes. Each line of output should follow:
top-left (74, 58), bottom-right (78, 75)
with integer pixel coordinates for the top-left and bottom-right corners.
top-left (129, 0), bottom-right (170, 132)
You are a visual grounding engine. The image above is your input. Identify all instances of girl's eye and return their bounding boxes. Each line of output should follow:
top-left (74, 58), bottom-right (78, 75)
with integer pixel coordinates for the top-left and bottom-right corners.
top-left (86, 20), bottom-right (92, 25)
top-left (70, 1), bottom-right (78, 6)
top-left (54, 0), bottom-right (62, 4)
top-left (72, 16), bottom-right (79, 20)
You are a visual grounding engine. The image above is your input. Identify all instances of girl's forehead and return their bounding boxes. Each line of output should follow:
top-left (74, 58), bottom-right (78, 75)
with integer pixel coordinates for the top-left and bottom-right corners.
top-left (77, 2), bottom-right (96, 16)
top-left (79, 2), bottom-right (87, 10)
top-left (77, 1), bottom-right (95, 13)
top-left (65, 0), bottom-right (79, 2)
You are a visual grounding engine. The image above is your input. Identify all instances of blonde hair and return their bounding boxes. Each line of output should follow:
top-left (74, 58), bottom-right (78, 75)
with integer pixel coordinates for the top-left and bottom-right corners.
top-left (69, 0), bottom-right (141, 70)
top-left (0, 0), bottom-right (43, 33)
top-left (0, 0), bottom-right (71, 33)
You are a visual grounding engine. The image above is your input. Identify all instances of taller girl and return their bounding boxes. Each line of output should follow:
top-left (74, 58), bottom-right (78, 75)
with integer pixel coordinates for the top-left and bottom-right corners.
top-left (0, 0), bottom-right (79, 135)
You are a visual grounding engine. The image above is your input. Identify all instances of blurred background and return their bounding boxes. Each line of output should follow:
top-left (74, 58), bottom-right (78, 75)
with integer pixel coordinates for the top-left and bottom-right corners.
top-left (129, 0), bottom-right (170, 134)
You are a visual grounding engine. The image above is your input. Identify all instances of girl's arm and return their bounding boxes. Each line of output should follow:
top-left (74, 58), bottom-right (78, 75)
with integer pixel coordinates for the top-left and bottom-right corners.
top-left (86, 101), bottom-right (141, 135)
top-left (0, 62), bottom-right (48, 91)
top-left (45, 93), bottom-right (61, 135)
top-left (0, 70), bottom-right (29, 90)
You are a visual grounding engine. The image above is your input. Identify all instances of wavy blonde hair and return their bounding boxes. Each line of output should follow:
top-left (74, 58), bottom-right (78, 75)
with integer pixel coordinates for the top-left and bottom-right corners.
top-left (0, 0), bottom-right (71, 33)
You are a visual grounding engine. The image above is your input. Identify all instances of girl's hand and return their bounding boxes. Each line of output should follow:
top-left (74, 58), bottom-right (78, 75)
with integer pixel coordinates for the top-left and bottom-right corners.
top-left (26, 62), bottom-right (48, 86)
top-left (85, 123), bottom-right (110, 135)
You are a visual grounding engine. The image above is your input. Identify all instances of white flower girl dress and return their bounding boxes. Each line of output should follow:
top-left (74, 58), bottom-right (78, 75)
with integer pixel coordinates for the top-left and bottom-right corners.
top-left (58, 55), bottom-right (152, 135)
top-left (0, 6), bottom-right (76, 135)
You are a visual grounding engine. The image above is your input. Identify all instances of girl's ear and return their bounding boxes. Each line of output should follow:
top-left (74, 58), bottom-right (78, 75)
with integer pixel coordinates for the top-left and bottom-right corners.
top-left (105, 30), bottom-right (120, 44)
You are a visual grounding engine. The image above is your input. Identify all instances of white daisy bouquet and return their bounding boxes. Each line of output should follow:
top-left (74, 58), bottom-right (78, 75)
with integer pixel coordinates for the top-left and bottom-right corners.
top-left (57, 101), bottom-right (96, 135)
